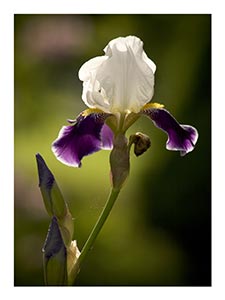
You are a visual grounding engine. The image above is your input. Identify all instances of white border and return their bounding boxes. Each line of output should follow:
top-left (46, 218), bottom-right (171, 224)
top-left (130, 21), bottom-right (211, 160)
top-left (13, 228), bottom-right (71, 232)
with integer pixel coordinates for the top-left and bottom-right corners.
top-left (0, 0), bottom-right (214, 14)
top-left (1, 0), bottom-right (225, 299)
top-left (0, 4), bottom-right (14, 290)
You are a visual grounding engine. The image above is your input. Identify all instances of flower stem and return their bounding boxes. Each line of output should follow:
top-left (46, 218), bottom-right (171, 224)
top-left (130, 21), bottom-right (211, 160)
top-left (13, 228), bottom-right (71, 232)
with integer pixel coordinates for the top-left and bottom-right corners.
top-left (75, 188), bottom-right (120, 278)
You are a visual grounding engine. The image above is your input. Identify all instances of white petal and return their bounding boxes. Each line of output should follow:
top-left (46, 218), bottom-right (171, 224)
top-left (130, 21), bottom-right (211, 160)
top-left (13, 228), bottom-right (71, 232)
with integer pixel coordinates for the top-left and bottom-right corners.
top-left (142, 51), bottom-right (156, 74)
top-left (78, 56), bottom-right (107, 81)
top-left (79, 35), bottom-right (156, 114)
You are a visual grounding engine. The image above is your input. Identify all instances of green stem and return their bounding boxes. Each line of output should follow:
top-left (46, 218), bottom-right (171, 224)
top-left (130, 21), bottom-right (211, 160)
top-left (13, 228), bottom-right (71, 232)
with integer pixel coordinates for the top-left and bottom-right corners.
top-left (76, 188), bottom-right (120, 271)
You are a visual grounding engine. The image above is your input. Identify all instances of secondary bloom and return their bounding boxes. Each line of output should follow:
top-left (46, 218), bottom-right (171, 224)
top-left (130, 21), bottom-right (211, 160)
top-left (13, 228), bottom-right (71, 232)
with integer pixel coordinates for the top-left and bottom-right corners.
top-left (52, 36), bottom-right (198, 167)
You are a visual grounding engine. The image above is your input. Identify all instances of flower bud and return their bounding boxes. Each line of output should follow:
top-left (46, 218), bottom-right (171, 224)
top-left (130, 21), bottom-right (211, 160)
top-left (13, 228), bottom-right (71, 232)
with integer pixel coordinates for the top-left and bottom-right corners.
top-left (36, 153), bottom-right (67, 218)
top-left (129, 132), bottom-right (151, 156)
top-left (36, 153), bottom-right (74, 247)
top-left (42, 216), bottom-right (68, 285)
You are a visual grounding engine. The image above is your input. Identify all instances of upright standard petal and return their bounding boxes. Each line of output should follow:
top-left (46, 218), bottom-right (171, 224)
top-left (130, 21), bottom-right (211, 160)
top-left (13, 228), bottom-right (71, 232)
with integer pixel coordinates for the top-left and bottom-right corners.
top-left (78, 36), bottom-right (156, 114)
top-left (52, 113), bottom-right (113, 167)
top-left (142, 107), bottom-right (198, 156)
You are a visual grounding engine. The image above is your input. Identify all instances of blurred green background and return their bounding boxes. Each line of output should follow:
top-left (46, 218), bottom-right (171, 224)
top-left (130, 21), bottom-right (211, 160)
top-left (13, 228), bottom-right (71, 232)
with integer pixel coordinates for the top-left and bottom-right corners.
top-left (14, 14), bottom-right (211, 286)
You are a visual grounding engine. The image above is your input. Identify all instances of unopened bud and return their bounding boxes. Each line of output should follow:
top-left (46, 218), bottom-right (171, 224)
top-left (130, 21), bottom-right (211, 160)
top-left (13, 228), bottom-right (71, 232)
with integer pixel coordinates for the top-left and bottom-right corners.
top-left (36, 153), bottom-right (67, 218)
top-left (36, 153), bottom-right (74, 247)
top-left (42, 216), bottom-right (68, 285)
top-left (129, 132), bottom-right (151, 157)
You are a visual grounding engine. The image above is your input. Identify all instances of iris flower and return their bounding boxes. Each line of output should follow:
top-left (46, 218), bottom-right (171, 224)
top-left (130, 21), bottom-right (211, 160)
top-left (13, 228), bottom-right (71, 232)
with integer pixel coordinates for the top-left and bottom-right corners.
top-left (52, 36), bottom-right (198, 168)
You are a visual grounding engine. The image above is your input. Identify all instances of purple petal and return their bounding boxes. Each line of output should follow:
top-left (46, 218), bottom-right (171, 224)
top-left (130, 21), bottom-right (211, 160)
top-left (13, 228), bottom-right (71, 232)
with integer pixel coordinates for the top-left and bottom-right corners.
top-left (52, 113), bottom-right (113, 167)
top-left (142, 108), bottom-right (198, 156)
top-left (101, 124), bottom-right (114, 149)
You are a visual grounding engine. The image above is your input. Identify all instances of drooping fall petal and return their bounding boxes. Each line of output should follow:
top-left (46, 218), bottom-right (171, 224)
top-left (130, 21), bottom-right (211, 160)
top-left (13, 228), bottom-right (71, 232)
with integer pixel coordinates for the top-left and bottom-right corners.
top-left (52, 113), bottom-right (113, 167)
top-left (142, 107), bottom-right (198, 156)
